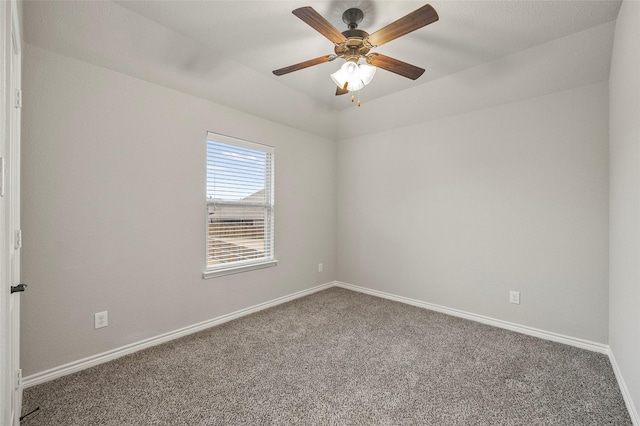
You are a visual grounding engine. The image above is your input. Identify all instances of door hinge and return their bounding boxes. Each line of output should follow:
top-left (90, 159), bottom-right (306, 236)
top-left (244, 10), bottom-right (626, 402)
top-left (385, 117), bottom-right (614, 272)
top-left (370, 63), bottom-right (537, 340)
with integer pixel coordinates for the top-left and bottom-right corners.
top-left (15, 369), bottom-right (22, 389)
top-left (15, 88), bottom-right (22, 108)
top-left (15, 229), bottom-right (22, 249)
top-left (10, 284), bottom-right (27, 294)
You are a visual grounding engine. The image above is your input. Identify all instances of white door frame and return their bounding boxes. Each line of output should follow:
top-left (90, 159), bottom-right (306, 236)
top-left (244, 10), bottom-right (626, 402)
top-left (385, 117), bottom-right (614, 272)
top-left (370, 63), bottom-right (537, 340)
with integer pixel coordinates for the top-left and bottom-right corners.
top-left (1, 0), bottom-right (22, 424)
top-left (0, 0), bottom-right (9, 418)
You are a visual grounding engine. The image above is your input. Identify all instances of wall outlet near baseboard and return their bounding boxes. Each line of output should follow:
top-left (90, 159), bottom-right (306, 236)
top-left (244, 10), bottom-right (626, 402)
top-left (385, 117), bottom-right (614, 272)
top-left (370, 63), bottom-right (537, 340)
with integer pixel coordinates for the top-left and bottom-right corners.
top-left (509, 291), bottom-right (520, 305)
top-left (318, 263), bottom-right (323, 273)
top-left (94, 311), bottom-right (108, 329)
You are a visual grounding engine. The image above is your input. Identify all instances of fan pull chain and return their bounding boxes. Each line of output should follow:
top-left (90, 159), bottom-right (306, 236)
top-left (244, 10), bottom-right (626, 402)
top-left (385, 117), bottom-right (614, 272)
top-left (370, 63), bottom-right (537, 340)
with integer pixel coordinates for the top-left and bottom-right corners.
top-left (350, 92), bottom-right (362, 107)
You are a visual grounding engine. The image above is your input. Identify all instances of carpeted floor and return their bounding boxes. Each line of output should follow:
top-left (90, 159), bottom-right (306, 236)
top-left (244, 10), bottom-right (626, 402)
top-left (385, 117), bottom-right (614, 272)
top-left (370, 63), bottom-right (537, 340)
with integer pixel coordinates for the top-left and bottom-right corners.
top-left (21, 287), bottom-right (631, 425)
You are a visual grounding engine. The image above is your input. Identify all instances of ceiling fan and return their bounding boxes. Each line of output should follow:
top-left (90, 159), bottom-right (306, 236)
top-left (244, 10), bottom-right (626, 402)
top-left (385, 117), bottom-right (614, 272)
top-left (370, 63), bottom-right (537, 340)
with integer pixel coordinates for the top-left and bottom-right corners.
top-left (272, 4), bottom-right (439, 96)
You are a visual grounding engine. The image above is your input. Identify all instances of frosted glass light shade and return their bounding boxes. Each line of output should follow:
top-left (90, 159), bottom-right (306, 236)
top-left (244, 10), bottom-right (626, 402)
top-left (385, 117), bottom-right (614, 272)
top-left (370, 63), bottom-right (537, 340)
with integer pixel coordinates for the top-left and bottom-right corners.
top-left (359, 63), bottom-right (376, 85)
top-left (331, 61), bottom-right (362, 91)
top-left (330, 61), bottom-right (376, 92)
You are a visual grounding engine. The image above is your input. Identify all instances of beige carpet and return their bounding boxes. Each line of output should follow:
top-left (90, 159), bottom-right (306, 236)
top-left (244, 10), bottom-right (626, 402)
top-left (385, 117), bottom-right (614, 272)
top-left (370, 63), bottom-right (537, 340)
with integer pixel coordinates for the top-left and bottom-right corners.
top-left (21, 287), bottom-right (631, 425)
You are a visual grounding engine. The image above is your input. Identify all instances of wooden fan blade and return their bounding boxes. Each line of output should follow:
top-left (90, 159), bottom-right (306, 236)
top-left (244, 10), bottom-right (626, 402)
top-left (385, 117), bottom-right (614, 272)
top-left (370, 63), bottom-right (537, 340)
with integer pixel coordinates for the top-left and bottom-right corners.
top-left (273, 55), bottom-right (336, 76)
top-left (292, 7), bottom-right (347, 44)
top-left (336, 83), bottom-right (349, 96)
top-left (367, 53), bottom-right (425, 80)
top-left (366, 4), bottom-right (439, 47)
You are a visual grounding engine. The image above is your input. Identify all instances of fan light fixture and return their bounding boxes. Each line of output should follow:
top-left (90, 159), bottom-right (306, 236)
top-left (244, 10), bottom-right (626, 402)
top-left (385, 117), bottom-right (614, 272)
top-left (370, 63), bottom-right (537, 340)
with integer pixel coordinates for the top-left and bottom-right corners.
top-left (330, 61), bottom-right (376, 92)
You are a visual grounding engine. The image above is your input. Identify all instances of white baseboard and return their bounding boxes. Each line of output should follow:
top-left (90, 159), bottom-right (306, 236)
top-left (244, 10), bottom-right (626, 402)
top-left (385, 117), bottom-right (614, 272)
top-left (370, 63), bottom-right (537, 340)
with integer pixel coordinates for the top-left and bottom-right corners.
top-left (608, 348), bottom-right (640, 426)
top-left (22, 280), bottom-right (637, 425)
top-left (21, 282), bottom-right (334, 388)
top-left (333, 281), bottom-right (609, 354)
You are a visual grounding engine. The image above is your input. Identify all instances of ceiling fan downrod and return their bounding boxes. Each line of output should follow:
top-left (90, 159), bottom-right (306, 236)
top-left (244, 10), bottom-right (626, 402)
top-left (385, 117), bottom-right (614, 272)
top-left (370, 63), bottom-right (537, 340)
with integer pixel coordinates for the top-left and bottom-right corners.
top-left (342, 8), bottom-right (364, 30)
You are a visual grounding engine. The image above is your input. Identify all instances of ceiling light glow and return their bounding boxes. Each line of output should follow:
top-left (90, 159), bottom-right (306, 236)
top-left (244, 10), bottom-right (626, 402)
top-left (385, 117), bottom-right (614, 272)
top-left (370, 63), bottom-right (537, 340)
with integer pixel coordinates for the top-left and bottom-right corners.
top-left (330, 61), bottom-right (377, 92)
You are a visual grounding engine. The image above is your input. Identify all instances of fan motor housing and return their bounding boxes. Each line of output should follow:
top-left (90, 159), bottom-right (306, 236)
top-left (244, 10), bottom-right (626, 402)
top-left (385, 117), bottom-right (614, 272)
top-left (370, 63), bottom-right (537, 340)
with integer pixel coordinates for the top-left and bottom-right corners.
top-left (335, 29), bottom-right (371, 60)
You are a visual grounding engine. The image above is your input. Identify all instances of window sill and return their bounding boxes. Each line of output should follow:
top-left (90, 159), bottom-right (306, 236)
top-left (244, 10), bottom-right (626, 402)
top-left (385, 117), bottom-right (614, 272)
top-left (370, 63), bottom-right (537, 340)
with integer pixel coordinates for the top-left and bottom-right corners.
top-left (202, 259), bottom-right (278, 279)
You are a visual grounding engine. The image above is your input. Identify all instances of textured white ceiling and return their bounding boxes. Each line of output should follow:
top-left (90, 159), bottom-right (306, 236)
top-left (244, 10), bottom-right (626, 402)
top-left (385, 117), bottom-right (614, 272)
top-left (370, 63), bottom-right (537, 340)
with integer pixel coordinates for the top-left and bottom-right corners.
top-left (23, 1), bottom-right (622, 139)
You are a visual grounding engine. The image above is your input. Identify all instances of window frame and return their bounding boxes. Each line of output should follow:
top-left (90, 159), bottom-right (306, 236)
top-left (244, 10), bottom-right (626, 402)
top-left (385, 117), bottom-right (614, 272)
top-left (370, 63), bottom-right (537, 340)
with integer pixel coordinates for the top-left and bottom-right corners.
top-left (203, 132), bottom-right (277, 279)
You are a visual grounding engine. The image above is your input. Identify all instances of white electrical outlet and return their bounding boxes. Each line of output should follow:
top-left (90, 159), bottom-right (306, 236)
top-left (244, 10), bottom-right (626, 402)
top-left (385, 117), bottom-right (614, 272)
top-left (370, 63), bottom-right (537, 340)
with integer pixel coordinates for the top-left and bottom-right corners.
top-left (509, 291), bottom-right (520, 305)
top-left (94, 311), bottom-right (108, 329)
top-left (318, 263), bottom-right (323, 273)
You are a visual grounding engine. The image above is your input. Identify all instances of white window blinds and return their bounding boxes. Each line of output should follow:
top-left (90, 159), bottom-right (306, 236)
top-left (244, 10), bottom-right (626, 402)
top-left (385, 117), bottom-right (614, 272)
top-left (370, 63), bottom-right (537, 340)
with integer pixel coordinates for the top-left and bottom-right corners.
top-left (205, 133), bottom-right (275, 276)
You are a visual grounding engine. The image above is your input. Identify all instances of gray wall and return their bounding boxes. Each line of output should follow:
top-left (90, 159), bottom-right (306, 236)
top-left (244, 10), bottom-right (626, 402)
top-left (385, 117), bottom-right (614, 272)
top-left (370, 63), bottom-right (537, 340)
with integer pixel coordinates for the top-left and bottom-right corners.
top-left (21, 45), bottom-right (336, 376)
top-left (609, 0), bottom-right (640, 416)
top-left (336, 81), bottom-right (610, 343)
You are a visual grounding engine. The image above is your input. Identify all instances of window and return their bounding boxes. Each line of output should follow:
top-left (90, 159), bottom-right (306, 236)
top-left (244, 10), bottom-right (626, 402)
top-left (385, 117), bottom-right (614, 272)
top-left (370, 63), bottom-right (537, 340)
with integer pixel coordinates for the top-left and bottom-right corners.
top-left (204, 132), bottom-right (276, 278)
